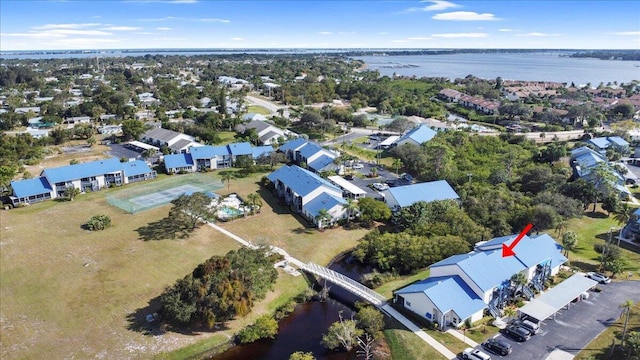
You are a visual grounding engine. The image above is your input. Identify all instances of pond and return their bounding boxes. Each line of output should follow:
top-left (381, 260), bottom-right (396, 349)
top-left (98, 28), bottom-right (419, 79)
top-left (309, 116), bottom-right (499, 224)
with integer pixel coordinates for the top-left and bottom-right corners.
top-left (209, 254), bottom-right (373, 360)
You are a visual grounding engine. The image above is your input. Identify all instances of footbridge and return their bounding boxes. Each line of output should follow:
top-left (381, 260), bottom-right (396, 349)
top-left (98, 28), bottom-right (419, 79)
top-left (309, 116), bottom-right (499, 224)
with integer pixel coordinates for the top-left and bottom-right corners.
top-left (301, 262), bottom-right (387, 307)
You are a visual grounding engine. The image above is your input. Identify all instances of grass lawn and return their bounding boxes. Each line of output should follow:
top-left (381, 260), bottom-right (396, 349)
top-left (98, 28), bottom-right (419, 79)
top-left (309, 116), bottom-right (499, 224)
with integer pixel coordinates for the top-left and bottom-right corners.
top-left (575, 301), bottom-right (640, 360)
top-left (374, 269), bottom-right (430, 299)
top-left (384, 318), bottom-right (447, 360)
top-left (565, 207), bottom-right (640, 275)
top-left (246, 105), bottom-right (271, 115)
top-left (426, 329), bottom-right (468, 355)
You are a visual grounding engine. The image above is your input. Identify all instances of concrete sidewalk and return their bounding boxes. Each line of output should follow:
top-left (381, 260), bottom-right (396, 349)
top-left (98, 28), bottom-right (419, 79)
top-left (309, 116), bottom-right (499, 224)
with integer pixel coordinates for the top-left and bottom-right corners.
top-left (446, 327), bottom-right (479, 347)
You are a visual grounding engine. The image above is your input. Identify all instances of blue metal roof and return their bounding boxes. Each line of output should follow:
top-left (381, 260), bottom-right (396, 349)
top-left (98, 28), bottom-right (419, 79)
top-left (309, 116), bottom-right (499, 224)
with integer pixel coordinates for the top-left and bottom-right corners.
top-left (252, 145), bottom-right (274, 158)
top-left (164, 153), bottom-right (194, 169)
top-left (574, 152), bottom-right (605, 169)
top-left (11, 176), bottom-right (53, 198)
top-left (298, 142), bottom-right (324, 159)
top-left (278, 138), bottom-right (307, 152)
top-left (433, 233), bottom-right (567, 292)
top-left (121, 160), bottom-right (153, 177)
top-left (43, 158), bottom-right (124, 184)
top-left (387, 180), bottom-right (459, 208)
top-left (308, 154), bottom-right (336, 172)
top-left (395, 276), bottom-right (487, 320)
top-left (589, 137), bottom-right (612, 150)
top-left (227, 142), bottom-right (253, 156)
top-left (397, 124), bottom-right (437, 145)
top-left (267, 165), bottom-right (341, 197)
top-left (190, 145), bottom-right (229, 159)
top-left (304, 192), bottom-right (346, 218)
top-left (608, 136), bottom-right (629, 147)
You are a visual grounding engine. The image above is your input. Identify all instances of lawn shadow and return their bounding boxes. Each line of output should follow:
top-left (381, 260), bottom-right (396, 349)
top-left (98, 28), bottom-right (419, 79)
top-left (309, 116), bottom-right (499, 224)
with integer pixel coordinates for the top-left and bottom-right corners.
top-left (585, 211), bottom-right (609, 219)
top-left (257, 187), bottom-right (290, 215)
top-left (135, 216), bottom-right (192, 241)
top-left (570, 260), bottom-right (600, 272)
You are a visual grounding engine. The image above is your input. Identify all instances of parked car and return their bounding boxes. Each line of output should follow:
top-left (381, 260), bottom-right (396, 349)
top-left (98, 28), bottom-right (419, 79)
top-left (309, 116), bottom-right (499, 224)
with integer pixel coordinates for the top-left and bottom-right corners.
top-left (344, 174), bottom-right (355, 180)
top-left (371, 182), bottom-right (389, 191)
top-left (510, 318), bottom-right (540, 335)
top-left (586, 272), bottom-right (611, 284)
top-left (461, 347), bottom-right (492, 360)
top-left (503, 324), bottom-right (531, 342)
top-left (352, 163), bottom-right (364, 169)
top-left (482, 338), bottom-right (512, 356)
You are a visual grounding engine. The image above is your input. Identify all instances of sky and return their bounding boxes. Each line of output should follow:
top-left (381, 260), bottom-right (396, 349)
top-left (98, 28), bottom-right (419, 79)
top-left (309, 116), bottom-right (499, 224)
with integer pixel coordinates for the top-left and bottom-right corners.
top-left (0, 0), bottom-right (639, 51)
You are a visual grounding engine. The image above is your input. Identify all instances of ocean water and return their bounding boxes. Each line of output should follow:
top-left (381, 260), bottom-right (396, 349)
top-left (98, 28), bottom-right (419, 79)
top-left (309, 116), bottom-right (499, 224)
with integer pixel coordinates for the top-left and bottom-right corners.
top-left (354, 52), bottom-right (640, 86)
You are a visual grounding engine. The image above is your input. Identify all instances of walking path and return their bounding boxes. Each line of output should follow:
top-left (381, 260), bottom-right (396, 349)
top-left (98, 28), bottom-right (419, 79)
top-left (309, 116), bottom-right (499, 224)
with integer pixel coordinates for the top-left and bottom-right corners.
top-left (446, 327), bottom-right (479, 347)
top-left (206, 221), bottom-right (458, 360)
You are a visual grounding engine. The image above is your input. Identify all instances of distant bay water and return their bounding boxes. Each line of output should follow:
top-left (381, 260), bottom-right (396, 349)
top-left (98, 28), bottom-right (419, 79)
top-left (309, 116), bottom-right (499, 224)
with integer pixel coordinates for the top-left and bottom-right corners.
top-left (354, 52), bottom-right (640, 86)
top-left (2, 49), bottom-right (639, 86)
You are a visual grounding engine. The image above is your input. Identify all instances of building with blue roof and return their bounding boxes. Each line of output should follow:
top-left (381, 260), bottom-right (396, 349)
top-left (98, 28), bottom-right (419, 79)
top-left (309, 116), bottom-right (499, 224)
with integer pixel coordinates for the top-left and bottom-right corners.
top-left (570, 146), bottom-right (631, 199)
top-left (163, 142), bottom-right (276, 174)
top-left (395, 276), bottom-right (487, 328)
top-left (277, 139), bottom-right (339, 174)
top-left (394, 124), bottom-right (437, 147)
top-left (10, 158), bottom-right (156, 206)
top-left (267, 165), bottom-right (346, 227)
top-left (279, 138), bottom-right (307, 161)
top-left (381, 180), bottom-right (459, 210)
top-left (394, 232), bottom-right (566, 328)
top-left (252, 145), bottom-right (274, 159)
top-left (588, 136), bottom-right (630, 154)
top-left (164, 153), bottom-right (195, 174)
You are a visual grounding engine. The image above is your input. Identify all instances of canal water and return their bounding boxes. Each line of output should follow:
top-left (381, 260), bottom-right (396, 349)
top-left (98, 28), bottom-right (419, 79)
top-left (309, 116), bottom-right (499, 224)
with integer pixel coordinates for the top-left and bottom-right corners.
top-left (209, 254), bottom-right (373, 360)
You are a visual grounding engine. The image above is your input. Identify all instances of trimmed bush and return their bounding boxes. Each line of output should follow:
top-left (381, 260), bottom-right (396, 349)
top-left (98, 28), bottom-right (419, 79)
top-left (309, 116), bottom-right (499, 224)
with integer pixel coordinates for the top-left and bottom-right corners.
top-left (237, 315), bottom-right (278, 343)
top-left (85, 215), bottom-right (112, 231)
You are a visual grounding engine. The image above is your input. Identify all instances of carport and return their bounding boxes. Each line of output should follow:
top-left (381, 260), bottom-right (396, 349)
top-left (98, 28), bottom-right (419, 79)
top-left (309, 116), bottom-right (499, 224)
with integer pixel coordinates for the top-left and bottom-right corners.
top-left (518, 274), bottom-right (598, 322)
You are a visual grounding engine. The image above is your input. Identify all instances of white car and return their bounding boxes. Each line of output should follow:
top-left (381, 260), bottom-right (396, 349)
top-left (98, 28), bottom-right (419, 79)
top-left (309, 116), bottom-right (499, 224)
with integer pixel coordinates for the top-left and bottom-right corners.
top-left (352, 163), bottom-right (364, 169)
top-left (371, 183), bottom-right (389, 191)
top-left (461, 347), bottom-right (492, 360)
top-left (586, 272), bottom-right (611, 284)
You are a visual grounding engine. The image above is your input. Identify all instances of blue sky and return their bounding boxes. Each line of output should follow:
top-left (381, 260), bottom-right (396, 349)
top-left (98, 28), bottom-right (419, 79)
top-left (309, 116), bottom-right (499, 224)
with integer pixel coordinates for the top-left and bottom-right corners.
top-left (1, 0), bottom-right (639, 50)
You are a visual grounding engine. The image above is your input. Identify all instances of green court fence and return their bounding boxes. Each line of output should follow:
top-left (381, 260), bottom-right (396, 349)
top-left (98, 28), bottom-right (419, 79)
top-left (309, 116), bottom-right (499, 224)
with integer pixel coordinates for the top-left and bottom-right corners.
top-left (106, 173), bottom-right (224, 213)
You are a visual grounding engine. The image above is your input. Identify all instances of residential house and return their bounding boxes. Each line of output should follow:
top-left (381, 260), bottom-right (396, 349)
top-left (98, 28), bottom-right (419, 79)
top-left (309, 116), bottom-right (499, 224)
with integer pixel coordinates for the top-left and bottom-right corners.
top-left (14, 106), bottom-right (40, 114)
top-left (380, 180), bottom-right (459, 211)
top-left (570, 146), bottom-right (631, 199)
top-left (267, 165), bottom-right (347, 227)
top-left (394, 233), bottom-right (567, 328)
top-left (587, 136), bottom-right (630, 154)
top-left (141, 128), bottom-right (199, 153)
top-left (10, 158), bottom-right (156, 206)
top-left (278, 139), bottom-right (339, 174)
top-left (243, 119), bottom-right (287, 146)
top-left (394, 124), bottom-right (438, 147)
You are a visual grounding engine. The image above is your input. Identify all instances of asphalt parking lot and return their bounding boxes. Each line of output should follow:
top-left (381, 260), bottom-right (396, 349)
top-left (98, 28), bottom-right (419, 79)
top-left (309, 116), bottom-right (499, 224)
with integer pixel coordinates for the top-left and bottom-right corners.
top-left (107, 143), bottom-right (142, 160)
top-left (475, 280), bottom-right (640, 360)
top-left (346, 162), bottom-right (399, 198)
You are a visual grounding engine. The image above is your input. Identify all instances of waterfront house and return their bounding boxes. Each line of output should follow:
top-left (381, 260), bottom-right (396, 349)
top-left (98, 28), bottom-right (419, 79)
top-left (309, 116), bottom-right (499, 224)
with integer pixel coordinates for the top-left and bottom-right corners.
top-left (380, 180), bottom-right (459, 211)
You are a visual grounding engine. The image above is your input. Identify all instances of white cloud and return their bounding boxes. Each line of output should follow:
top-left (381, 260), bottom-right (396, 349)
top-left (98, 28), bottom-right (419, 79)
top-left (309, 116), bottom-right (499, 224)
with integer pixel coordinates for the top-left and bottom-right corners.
top-left (32, 23), bottom-right (102, 30)
top-left (433, 11), bottom-right (499, 21)
top-left (419, 0), bottom-right (460, 11)
top-left (156, 27), bottom-right (173, 31)
top-left (231, 37), bottom-right (243, 41)
top-left (135, 31), bottom-right (154, 35)
top-left (432, 32), bottom-right (488, 38)
top-left (2, 29), bottom-right (112, 38)
top-left (516, 32), bottom-right (562, 37)
top-left (407, 36), bottom-right (433, 40)
top-left (608, 31), bottom-right (640, 36)
top-left (199, 18), bottom-right (231, 23)
top-left (318, 31), bottom-right (333, 35)
top-left (50, 38), bottom-right (122, 48)
top-left (498, 28), bottom-right (518, 32)
top-left (102, 26), bottom-right (141, 31)
top-left (137, 16), bottom-right (176, 22)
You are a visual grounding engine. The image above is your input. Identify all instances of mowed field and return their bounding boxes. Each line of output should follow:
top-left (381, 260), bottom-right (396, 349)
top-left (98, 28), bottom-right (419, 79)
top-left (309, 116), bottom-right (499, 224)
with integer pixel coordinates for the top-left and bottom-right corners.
top-left (0, 168), bottom-right (373, 359)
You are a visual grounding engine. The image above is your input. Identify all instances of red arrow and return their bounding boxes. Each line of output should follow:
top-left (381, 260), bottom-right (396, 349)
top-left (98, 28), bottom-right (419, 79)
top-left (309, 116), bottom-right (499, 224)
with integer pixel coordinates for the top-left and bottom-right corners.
top-left (502, 223), bottom-right (533, 257)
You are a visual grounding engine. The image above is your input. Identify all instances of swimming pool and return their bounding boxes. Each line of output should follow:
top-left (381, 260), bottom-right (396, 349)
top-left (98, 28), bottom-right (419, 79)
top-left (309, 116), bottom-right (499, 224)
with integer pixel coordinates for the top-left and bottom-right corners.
top-left (217, 206), bottom-right (243, 219)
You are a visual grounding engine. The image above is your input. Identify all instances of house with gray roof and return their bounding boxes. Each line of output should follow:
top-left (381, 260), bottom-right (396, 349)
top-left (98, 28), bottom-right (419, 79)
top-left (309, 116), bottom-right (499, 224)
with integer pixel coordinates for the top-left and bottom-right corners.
top-left (10, 158), bottom-right (156, 206)
top-left (570, 146), bottom-right (631, 198)
top-left (141, 128), bottom-right (200, 153)
top-left (243, 119), bottom-right (288, 145)
top-left (395, 233), bottom-right (567, 329)
top-left (267, 165), bottom-right (347, 228)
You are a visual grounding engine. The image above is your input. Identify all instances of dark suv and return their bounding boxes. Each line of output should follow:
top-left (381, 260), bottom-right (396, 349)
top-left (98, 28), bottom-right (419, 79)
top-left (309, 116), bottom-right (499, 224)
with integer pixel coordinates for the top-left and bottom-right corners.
top-left (503, 324), bottom-right (531, 342)
top-left (482, 338), bottom-right (512, 355)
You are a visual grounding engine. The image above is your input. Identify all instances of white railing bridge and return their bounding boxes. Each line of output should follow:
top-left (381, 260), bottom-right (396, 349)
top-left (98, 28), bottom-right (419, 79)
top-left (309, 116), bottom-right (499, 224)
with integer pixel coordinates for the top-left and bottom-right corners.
top-left (301, 262), bottom-right (387, 307)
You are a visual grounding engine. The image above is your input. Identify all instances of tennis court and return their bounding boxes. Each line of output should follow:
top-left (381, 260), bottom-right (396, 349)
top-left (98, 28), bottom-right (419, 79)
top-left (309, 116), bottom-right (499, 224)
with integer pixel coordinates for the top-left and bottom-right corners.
top-left (107, 173), bottom-right (224, 213)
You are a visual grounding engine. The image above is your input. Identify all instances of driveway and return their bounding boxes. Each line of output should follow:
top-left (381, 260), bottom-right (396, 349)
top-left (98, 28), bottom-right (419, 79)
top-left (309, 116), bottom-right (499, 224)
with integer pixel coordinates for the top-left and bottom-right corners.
top-left (107, 143), bottom-right (142, 160)
top-left (476, 280), bottom-right (640, 360)
top-left (347, 162), bottom-right (400, 199)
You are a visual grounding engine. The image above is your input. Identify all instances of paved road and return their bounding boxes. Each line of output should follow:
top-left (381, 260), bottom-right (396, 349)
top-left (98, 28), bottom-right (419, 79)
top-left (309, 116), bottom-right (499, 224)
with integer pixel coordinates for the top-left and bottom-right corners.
top-left (245, 95), bottom-right (285, 115)
top-left (475, 280), bottom-right (640, 360)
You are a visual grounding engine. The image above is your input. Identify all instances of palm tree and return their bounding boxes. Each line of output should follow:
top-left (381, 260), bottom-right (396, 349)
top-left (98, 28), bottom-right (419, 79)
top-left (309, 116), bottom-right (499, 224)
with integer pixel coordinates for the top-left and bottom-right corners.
top-left (620, 300), bottom-right (636, 347)
top-left (613, 203), bottom-right (635, 245)
top-left (510, 272), bottom-right (527, 299)
top-left (66, 185), bottom-right (80, 201)
top-left (627, 331), bottom-right (640, 359)
top-left (221, 172), bottom-right (235, 192)
top-left (562, 231), bottom-right (578, 264)
top-left (502, 307), bottom-right (517, 322)
top-left (392, 158), bottom-right (403, 176)
top-left (246, 193), bottom-right (263, 214)
top-left (342, 198), bottom-right (359, 227)
top-left (315, 208), bottom-right (332, 230)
